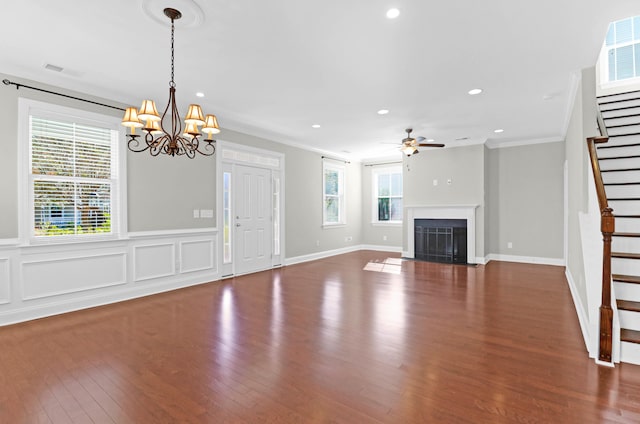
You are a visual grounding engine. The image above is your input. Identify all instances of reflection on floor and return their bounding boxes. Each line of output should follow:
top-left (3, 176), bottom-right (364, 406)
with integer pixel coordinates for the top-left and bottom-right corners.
top-left (363, 257), bottom-right (403, 274)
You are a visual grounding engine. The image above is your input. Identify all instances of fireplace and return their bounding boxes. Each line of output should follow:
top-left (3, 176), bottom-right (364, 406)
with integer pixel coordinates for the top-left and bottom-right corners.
top-left (414, 219), bottom-right (467, 264)
top-left (405, 205), bottom-right (478, 264)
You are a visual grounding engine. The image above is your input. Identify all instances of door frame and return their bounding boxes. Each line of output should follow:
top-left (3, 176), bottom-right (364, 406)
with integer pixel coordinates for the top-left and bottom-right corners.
top-left (216, 140), bottom-right (285, 277)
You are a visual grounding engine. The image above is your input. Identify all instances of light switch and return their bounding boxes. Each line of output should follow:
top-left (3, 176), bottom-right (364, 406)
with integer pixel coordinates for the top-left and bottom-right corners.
top-left (200, 209), bottom-right (214, 218)
top-left (193, 209), bottom-right (200, 218)
top-left (433, 179), bottom-right (438, 186)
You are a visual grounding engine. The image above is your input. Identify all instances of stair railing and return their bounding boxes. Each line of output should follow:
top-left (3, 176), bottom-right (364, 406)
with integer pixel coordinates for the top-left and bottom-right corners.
top-left (586, 109), bottom-right (613, 363)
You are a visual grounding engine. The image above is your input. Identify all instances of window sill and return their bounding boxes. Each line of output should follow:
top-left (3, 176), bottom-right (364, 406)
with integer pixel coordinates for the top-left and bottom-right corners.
top-left (322, 223), bottom-right (346, 229)
top-left (371, 221), bottom-right (402, 227)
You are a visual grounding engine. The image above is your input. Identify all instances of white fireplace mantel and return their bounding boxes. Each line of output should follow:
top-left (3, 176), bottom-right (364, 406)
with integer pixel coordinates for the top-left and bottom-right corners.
top-left (405, 205), bottom-right (478, 264)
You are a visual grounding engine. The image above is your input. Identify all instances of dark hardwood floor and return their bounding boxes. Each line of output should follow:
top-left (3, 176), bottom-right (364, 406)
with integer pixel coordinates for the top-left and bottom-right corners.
top-left (1, 251), bottom-right (640, 423)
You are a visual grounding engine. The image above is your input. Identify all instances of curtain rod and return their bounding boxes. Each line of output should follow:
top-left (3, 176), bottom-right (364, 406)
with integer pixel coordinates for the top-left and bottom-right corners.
top-left (321, 155), bottom-right (350, 164)
top-left (364, 161), bottom-right (402, 167)
top-left (2, 79), bottom-right (126, 112)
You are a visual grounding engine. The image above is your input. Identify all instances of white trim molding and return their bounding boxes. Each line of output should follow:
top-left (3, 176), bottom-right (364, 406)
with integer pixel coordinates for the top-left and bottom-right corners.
top-left (485, 254), bottom-right (565, 266)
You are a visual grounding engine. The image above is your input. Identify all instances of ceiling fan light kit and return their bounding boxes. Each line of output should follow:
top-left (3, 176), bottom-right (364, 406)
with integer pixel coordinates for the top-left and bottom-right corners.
top-left (400, 128), bottom-right (444, 156)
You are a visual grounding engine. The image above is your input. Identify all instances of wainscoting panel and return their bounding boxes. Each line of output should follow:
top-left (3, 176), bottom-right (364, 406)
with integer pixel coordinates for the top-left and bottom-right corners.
top-left (133, 243), bottom-right (176, 282)
top-left (0, 258), bottom-right (9, 305)
top-left (180, 239), bottom-right (216, 274)
top-left (22, 253), bottom-right (126, 300)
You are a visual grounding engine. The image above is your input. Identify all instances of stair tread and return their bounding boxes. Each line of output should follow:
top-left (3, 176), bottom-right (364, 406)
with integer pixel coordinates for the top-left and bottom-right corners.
top-left (612, 252), bottom-right (640, 259)
top-left (608, 197), bottom-right (640, 201)
top-left (615, 214), bottom-right (640, 218)
top-left (617, 300), bottom-right (640, 312)
top-left (612, 232), bottom-right (640, 237)
top-left (613, 274), bottom-right (640, 284)
top-left (621, 329), bottom-right (640, 344)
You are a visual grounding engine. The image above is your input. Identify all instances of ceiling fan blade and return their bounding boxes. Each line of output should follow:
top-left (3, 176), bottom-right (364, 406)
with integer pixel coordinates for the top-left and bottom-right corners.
top-left (416, 136), bottom-right (426, 142)
top-left (417, 143), bottom-right (445, 147)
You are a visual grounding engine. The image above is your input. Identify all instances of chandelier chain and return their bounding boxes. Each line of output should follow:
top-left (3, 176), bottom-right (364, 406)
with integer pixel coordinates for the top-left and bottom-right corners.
top-left (170, 17), bottom-right (175, 87)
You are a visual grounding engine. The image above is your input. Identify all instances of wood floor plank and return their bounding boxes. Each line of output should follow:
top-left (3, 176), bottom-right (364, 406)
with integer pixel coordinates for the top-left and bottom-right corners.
top-left (1, 251), bottom-right (640, 423)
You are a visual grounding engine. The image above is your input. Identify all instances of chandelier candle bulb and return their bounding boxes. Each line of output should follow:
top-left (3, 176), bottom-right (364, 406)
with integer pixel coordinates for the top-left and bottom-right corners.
top-left (121, 107), bottom-right (143, 134)
top-left (121, 7), bottom-right (219, 158)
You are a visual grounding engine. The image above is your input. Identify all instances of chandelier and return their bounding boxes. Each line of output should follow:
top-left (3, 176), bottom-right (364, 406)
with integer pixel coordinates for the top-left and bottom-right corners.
top-left (121, 8), bottom-right (219, 158)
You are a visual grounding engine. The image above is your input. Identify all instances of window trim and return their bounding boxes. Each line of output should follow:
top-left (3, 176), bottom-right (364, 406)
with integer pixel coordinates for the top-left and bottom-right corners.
top-left (322, 161), bottom-right (346, 227)
top-left (18, 98), bottom-right (127, 245)
top-left (599, 16), bottom-right (640, 87)
top-left (371, 165), bottom-right (403, 225)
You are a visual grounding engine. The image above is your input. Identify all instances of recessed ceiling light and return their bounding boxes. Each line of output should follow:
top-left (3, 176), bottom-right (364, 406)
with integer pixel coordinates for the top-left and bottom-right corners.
top-left (494, 129), bottom-right (504, 133)
top-left (312, 124), bottom-right (321, 128)
top-left (468, 88), bottom-right (483, 95)
top-left (386, 8), bottom-right (400, 19)
top-left (196, 92), bottom-right (205, 98)
top-left (377, 109), bottom-right (389, 115)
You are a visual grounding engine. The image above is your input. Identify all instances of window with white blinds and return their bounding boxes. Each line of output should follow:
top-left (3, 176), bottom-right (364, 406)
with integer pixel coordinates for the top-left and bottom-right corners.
top-left (604, 16), bottom-right (640, 82)
top-left (21, 99), bottom-right (122, 241)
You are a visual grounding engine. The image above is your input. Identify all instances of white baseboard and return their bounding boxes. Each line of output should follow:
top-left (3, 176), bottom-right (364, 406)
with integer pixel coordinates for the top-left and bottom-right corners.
top-left (485, 253), bottom-right (565, 266)
top-left (360, 244), bottom-right (402, 253)
top-left (565, 268), bottom-right (593, 356)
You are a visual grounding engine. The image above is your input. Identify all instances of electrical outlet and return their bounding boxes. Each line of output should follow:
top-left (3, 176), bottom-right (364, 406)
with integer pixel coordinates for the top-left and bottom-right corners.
top-left (507, 242), bottom-right (513, 249)
top-left (383, 235), bottom-right (388, 241)
top-left (316, 240), bottom-right (320, 247)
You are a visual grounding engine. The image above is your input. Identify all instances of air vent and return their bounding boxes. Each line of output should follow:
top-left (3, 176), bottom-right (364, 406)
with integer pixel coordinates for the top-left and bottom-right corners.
top-left (44, 64), bottom-right (64, 73)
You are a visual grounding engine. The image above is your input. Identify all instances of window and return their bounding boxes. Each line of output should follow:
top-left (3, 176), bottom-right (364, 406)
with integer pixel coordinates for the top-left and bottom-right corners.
top-left (604, 16), bottom-right (640, 82)
top-left (373, 166), bottom-right (403, 224)
top-left (20, 99), bottom-right (123, 242)
top-left (323, 161), bottom-right (345, 225)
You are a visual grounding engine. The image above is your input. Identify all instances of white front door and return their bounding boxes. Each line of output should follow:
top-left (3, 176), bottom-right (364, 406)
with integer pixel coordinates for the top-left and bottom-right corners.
top-left (234, 164), bottom-right (272, 275)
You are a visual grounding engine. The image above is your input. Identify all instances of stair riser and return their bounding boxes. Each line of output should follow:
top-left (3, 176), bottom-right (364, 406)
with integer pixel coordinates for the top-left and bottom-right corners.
top-left (600, 98), bottom-right (640, 111)
top-left (608, 200), bottom-right (640, 215)
top-left (599, 158), bottom-right (640, 171)
top-left (612, 237), bottom-right (640, 252)
top-left (608, 125), bottom-right (640, 137)
top-left (615, 281), bottom-right (640, 301)
top-left (613, 218), bottom-right (640, 233)
top-left (603, 116), bottom-right (640, 127)
top-left (601, 105), bottom-right (640, 118)
top-left (621, 341), bottom-right (640, 365)
top-left (618, 310), bottom-right (640, 331)
top-left (611, 258), bottom-right (640, 275)
top-left (599, 92), bottom-right (640, 103)
top-left (600, 135), bottom-right (640, 147)
top-left (603, 170), bottom-right (640, 184)
top-left (598, 145), bottom-right (640, 158)
top-left (605, 185), bottom-right (640, 198)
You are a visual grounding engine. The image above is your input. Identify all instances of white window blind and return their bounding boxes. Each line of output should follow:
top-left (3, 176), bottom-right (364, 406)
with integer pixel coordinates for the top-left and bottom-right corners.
top-left (29, 114), bottom-right (118, 238)
top-left (605, 16), bottom-right (640, 82)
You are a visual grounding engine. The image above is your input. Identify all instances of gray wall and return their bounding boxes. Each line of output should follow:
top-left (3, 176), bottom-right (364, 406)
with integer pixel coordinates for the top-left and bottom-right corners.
top-left (402, 144), bottom-right (486, 257)
top-left (485, 142), bottom-right (565, 258)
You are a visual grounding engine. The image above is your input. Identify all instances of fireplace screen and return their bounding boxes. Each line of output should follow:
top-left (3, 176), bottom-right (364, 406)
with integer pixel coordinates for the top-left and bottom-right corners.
top-left (414, 219), bottom-right (467, 264)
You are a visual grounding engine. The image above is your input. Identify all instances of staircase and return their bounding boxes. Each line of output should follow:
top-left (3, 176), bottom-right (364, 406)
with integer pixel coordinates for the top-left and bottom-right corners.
top-left (596, 89), bottom-right (640, 365)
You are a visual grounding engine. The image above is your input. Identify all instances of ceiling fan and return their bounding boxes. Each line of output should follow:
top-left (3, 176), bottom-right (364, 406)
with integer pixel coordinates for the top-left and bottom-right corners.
top-left (400, 128), bottom-right (444, 156)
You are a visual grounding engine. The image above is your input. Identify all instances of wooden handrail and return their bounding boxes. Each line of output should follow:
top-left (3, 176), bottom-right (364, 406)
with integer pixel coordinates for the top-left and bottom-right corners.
top-left (586, 108), bottom-right (614, 363)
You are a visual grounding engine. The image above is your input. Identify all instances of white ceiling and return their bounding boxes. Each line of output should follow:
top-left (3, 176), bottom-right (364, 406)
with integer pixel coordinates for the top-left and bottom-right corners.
top-left (2, 0), bottom-right (639, 160)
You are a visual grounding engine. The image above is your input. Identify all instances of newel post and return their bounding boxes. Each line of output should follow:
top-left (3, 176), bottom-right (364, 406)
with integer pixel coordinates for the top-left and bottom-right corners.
top-left (599, 207), bottom-right (614, 363)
